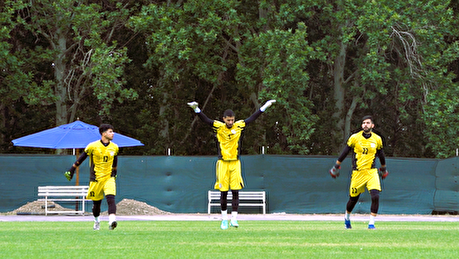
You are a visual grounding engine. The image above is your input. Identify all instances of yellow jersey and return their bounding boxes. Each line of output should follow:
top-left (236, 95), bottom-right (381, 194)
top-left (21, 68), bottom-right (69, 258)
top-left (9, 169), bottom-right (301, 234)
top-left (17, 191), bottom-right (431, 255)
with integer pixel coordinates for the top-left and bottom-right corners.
top-left (347, 130), bottom-right (383, 171)
top-left (213, 120), bottom-right (246, 161)
top-left (84, 140), bottom-right (119, 181)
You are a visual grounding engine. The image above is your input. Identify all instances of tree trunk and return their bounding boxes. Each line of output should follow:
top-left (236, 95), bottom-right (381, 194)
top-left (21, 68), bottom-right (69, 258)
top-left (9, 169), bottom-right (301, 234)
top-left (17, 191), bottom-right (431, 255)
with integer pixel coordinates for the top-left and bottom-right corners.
top-left (159, 92), bottom-right (170, 147)
top-left (332, 40), bottom-right (347, 148)
top-left (54, 28), bottom-right (68, 127)
top-left (344, 95), bottom-right (359, 141)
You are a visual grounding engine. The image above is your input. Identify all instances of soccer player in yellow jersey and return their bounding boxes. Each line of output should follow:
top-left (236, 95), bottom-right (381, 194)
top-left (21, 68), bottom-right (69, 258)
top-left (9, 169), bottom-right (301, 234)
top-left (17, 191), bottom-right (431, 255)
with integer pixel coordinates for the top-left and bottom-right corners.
top-left (329, 115), bottom-right (389, 230)
top-left (188, 100), bottom-right (275, 229)
top-left (64, 124), bottom-right (119, 231)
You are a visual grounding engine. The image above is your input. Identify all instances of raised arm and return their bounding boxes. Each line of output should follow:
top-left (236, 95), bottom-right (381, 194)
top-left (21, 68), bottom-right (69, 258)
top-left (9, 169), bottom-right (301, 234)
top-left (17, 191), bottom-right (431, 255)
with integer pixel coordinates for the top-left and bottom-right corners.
top-left (244, 110), bottom-right (263, 125)
top-left (245, 100), bottom-right (276, 125)
top-left (187, 101), bottom-right (213, 126)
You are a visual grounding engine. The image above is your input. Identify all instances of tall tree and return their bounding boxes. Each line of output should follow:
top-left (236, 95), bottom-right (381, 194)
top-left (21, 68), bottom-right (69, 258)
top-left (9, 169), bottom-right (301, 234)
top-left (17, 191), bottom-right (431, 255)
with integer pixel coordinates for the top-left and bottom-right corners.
top-left (0, 0), bottom-right (52, 152)
top-left (129, 0), bottom-right (319, 155)
top-left (18, 0), bottom-right (138, 126)
top-left (286, 0), bottom-right (459, 157)
top-left (3, 0), bottom-right (459, 158)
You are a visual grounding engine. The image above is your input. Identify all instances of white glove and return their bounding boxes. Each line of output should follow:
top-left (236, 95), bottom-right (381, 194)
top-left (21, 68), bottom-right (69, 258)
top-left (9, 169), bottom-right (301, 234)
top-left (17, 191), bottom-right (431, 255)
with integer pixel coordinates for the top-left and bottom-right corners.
top-left (260, 100), bottom-right (276, 112)
top-left (187, 101), bottom-right (201, 113)
top-left (329, 164), bottom-right (340, 179)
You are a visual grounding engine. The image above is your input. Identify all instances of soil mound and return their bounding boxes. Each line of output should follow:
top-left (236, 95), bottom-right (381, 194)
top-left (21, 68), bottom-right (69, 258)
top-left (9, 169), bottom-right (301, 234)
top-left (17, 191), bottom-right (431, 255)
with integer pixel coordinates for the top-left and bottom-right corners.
top-left (0, 198), bottom-right (172, 216)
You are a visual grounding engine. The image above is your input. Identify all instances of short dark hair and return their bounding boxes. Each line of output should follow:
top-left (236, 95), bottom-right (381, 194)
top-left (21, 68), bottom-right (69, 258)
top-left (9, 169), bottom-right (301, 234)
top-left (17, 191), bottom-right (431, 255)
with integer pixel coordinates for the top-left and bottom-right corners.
top-left (99, 124), bottom-right (114, 134)
top-left (223, 109), bottom-right (235, 118)
top-left (362, 115), bottom-right (373, 123)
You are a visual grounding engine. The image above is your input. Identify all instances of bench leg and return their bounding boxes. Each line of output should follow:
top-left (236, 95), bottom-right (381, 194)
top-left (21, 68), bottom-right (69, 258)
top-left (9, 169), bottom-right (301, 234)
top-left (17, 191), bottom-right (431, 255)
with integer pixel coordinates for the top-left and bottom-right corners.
top-left (45, 197), bottom-right (48, 216)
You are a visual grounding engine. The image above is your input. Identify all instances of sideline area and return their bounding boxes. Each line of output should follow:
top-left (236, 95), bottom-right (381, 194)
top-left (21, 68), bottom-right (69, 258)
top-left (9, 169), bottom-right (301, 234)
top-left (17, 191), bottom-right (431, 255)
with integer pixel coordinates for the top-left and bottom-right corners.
top-left (1, 213), bottom-right (459, 222)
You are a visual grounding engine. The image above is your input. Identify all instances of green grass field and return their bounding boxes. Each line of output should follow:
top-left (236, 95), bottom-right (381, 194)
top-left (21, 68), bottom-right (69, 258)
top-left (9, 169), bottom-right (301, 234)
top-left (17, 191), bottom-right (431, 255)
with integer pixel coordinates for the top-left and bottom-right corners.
top-left (0, 220), bottom-right (458, 258)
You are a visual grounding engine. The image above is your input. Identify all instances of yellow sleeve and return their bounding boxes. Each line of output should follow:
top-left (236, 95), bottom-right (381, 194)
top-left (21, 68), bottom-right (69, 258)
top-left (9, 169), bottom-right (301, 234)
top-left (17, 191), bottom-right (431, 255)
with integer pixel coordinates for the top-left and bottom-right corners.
top-left (347, 133), bottom-right (357, 148)
top-left (212, 120), bottom-right (225, 131)
top-left (115, 144), bottom-right (119, 156)
top-left (84, 142), bottom-right (95, 155)
top-left (234, 120), bottom-right (246, 128)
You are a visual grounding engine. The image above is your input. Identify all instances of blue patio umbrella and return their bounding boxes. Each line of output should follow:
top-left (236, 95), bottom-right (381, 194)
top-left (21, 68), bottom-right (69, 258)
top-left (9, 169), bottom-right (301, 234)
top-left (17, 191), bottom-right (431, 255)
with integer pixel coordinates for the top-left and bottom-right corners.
top-left (12, 120), bottom-right (144, 185)
top-left (12, 120), bottom-right (144, 149)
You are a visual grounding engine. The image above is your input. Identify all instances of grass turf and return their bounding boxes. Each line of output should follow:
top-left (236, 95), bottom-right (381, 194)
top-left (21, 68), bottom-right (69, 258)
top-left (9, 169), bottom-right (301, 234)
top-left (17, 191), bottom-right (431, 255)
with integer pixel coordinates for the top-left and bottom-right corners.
top-left (0, 220), bottom-right (458, 258)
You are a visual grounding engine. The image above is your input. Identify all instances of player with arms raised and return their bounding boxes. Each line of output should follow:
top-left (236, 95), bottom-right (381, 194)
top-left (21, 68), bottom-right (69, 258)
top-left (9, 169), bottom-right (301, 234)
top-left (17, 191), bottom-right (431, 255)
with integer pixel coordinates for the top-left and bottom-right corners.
top-left (329, 115), bottom-right (389, 229)
top-left (188, 100), bottom-right (275, 229)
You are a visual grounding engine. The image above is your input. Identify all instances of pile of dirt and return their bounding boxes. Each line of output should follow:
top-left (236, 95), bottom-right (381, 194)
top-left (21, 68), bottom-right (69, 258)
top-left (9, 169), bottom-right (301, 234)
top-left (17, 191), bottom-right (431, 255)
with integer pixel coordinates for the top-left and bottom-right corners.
top-left (101, 199), bottom-right (172, 215)
top-left (0, 200), bottom-right (72, 215)
top-left (0, 198), bottom-right (172, 216)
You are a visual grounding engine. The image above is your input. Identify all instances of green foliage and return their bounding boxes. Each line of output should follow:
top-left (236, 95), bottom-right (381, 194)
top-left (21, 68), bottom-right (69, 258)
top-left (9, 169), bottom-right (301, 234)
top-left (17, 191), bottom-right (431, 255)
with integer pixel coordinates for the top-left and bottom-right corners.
top-left (18, 0), bottom-right (139, 123)
top-left (0, 0), bottom-right (54, 151)
top-left (3, 0), bottom-right (459, 157)
top-left (284, 0), bottom-right (459, 157)
top-left (128, 1), bottom-right (319, 155)
top-left (423, 75), bottom-right (459, 158)
top-left (0, 0), bottom-right (36, 104)
top-left (248, 24), bottom-right (318, 154)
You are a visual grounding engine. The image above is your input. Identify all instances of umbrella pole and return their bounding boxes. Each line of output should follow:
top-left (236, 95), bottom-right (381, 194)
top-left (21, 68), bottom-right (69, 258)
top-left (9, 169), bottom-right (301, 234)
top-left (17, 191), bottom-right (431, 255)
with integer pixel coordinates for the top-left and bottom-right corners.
top-left (75, 149), bottom-right (80, 212)
top-left (75, 149), bottom-right (80, 186)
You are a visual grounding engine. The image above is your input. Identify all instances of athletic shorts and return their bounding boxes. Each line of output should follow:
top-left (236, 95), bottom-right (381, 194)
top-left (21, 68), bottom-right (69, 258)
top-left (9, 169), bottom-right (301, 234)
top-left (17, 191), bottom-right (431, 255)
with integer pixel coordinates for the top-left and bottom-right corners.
top-left (214, 160), bottom-right (244, 192)
top-left (349, 168), bottom-right (381, 197)
top-left (86, 176), bottom-right (116, 201)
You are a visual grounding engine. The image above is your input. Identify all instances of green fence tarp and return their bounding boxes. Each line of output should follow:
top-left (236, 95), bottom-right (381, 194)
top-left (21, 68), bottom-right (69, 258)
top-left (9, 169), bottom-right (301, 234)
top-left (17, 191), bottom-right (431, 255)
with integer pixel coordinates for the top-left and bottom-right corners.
top-left (0, 154), bottom-right (456, 214)
top-left (434, 157), bottom-right (459, 212)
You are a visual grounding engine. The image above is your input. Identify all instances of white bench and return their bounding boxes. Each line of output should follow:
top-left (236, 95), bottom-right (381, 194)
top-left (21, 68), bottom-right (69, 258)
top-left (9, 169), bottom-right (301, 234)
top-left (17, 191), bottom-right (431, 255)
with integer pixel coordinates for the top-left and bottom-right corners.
top-left (38, 186), bottom-right (89, 216)
top-left (208, 190), bottom-right (266, 214)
